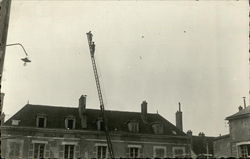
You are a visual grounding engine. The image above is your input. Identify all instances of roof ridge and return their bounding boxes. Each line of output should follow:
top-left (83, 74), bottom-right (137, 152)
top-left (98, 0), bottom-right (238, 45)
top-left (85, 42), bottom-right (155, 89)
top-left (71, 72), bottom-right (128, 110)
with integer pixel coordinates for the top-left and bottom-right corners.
top-left (26, 104), bottom-right (158, 114)
top-left (27, 104), bottom-right (76, 109)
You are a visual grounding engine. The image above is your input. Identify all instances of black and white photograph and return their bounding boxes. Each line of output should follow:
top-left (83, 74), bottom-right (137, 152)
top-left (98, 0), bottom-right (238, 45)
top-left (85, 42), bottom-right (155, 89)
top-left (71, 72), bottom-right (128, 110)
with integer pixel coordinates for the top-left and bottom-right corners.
top-left (0, 0), bottom-right (249, 158)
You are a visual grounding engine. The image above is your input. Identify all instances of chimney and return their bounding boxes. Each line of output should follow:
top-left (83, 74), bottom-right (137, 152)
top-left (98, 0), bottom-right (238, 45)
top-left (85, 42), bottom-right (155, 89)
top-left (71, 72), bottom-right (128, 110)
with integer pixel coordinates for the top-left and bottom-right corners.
top-left (141, 100), bottom-right (147, 121)
top-left (79, 95), bottom-right (87, 128)
top-left (176, 102), bottom-right (183, 131)
top-left (187, 130), bottom-right (193, 137)
top-left (238, 105), bottom-right (243, 111)
top-left (198, 132), bottom-right (205, 137)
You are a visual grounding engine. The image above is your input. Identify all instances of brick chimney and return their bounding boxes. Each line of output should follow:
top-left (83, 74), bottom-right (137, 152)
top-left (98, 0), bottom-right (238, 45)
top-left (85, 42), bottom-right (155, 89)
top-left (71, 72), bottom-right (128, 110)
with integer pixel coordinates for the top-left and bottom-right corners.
top-left (141, 100), bottom-right (147, 122)
top-left (79, 95), bottom-right (87, 128)
top-left (176, 102), bottom-right (183, 131)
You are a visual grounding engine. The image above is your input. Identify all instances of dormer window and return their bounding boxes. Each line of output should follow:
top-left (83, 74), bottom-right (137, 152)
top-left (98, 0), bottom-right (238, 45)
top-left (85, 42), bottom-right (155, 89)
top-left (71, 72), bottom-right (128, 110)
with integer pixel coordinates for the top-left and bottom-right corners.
top-left (128, 120), bottom-right (139, 133)
top-left (65, 116), bottom-right (75, 129)
top-left (11, 119), bottom-right (20, 126)
top-left (172, 130), bottom-right (177, 135)
top-left (152, 122), bottom-right (164, 134)
top-left (36, 115), bottom-right (46, 128)
top-left (97, 119), bottom-right (105, 131)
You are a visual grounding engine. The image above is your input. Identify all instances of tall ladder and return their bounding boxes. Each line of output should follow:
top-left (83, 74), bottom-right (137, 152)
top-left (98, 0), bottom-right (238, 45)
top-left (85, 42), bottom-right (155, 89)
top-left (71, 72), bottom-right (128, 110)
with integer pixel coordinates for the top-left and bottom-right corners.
top-left (86, 31), bottom-right (114, 159)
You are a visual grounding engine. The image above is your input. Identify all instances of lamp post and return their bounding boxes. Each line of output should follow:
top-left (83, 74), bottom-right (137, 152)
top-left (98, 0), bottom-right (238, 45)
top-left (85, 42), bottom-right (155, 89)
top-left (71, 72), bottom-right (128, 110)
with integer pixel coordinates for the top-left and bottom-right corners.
top-left (6, 43), bottom-right (31, 65)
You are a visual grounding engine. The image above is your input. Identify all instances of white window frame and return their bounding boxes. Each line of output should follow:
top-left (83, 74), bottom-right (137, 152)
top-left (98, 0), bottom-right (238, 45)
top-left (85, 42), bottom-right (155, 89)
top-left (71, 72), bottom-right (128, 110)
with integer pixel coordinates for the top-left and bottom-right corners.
top-left (11, 119), bottom-right (20, 125)
top-left (236, 141), bottom-right (250, 158)
top-left (95, 143), bottom-right (108, 159)
top-left (33, 143), bottom-right (46, 159)
top-left (153, 146), bottom-right (166, 158)
top-left (128, 121), bottom-right (139, 133)
top-left (7, 139), bottom-right (24, 159)
top-left (128, 145), bottom-right (141, 158)
top-left (64, 144), bottom-right (75, 159)
top-left (172, 146), bottom-right (185, 158)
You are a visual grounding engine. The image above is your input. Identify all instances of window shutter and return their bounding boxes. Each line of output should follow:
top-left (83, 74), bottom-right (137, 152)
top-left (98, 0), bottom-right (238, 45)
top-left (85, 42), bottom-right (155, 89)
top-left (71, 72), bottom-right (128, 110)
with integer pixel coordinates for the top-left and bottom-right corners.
top-left (93, 145), bottom-right (97, 158)
top-left (45, 144), bottom-right (50, 158)
top-left (126, 147), bottom-right (130, 158)
top-left (28, 143), bottom-right (33, 159)
top-left (59, 145), bottom-right (64, 158)
top-left (15, 143), bottom-right (20, 158)
top-left (139, 147), bottom-right (143, 158)
top-left (75, 145), bottom-right (80, 158)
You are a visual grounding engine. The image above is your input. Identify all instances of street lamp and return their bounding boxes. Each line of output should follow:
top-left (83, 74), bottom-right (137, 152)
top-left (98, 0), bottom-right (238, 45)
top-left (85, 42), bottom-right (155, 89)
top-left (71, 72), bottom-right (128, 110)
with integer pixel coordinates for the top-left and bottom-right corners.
top-left (6, 43), bottom-right (31, 66)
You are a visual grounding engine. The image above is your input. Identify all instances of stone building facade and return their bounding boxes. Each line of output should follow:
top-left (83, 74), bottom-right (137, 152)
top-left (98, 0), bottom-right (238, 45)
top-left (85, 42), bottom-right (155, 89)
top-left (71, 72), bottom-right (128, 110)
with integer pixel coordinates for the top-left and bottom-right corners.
top-left (213, 106), bottom-right (250, 158)
top-left (1, 95), bottom-right (191, 159)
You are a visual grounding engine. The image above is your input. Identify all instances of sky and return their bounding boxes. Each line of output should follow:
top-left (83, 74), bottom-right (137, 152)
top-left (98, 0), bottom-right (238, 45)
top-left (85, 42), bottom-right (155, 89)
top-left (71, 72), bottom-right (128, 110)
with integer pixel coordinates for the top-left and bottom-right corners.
top-left (2, 0), bottom-right (249, 136)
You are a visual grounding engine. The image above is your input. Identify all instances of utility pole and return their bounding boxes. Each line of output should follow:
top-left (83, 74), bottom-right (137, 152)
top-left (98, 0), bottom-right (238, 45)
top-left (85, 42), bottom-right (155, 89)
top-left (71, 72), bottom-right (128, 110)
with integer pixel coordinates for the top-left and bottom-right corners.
top-left (86, 31), bottom-right (114, 158)
top-left (0, 0), bottom-right (12, 157)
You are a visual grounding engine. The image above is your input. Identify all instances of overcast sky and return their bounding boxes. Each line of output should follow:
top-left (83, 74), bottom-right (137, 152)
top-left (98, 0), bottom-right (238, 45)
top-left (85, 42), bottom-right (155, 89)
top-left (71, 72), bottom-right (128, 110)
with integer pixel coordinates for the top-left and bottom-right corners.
top-left (2, 0), bottom-right (249, 136)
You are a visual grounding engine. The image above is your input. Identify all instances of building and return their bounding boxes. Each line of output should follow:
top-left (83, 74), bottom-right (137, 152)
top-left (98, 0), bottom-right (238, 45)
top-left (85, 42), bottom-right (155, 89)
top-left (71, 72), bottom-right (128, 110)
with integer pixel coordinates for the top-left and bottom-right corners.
top-left (213, 134), bottom-right (231, 158)
top-left (0, 0), bottom-right (12, 157)
top-left (213, 105), bottom-right (250, 158)
top-left (0, 93), bottom-right (5, 125)
top-left (186, 131), bottom-right (215, 158)
top-left (176, 103), bottom-right (215, 158)
top-left (1, 95), bottom-right (191, 159)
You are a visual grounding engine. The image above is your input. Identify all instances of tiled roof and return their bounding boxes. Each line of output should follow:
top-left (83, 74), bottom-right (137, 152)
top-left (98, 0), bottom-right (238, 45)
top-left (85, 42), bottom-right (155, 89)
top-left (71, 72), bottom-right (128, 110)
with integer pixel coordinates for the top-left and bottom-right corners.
top-left (226, 106), bottom-right (250, 120)
top-left (4, 104), bottom-right (186, 136)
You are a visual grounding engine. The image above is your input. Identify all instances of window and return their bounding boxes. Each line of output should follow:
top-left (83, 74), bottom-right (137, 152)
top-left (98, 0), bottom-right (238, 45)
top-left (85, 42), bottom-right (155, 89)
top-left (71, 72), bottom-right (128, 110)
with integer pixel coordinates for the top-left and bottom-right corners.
top-left (152, 123), bottom-right (164, 134)
top-left (97, 119), bottom-right (105, 131)
top-left (128, 121), bottom-right (139, 133)
top-left (153, 146), bottom-right (166, 158)
top-left (64, 145), bottom-right (74, 159)
top-left (36, 116), bottom-right (46, 128)
top-left (96, 145), bottom-right (107, 159)
top-left (239, 145), bottom-right (250, 157)
top-left (34, 143), bottom-right (45, 159)
top-left (65, 117), bottom-right (75, 129)
top-left (129, 147), bottom-right (139, 158)
top-left (173, 147), bottom-right (185, 158)
top-left (9, 142), bottom-right (21, 158)
top-left (11, 119), bottom-right (20, 125)
top-left (128, 145), bottom-right (141, 158)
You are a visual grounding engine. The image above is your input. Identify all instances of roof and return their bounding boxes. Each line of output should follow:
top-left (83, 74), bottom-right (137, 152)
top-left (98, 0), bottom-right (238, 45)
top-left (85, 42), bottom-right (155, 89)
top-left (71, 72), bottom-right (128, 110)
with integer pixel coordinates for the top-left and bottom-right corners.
top-left (4, 104), bottom-right (186, 136)
top-left (226, 106), bottom-right (250, 120)
top-left (191, 135), bottom-right (215, 156)
top-left (213, 134), bottom-right (230, 141)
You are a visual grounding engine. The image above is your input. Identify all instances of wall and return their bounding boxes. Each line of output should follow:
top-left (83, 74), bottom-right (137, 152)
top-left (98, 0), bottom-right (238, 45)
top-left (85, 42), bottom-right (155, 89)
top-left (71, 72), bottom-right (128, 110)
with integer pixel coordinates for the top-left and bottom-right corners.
top-left (229, 115), bottom-right (250, 142)
top-left (1, 126), bottom-right (191, 159)
top-left (213, 135), bottom-right (231, 158)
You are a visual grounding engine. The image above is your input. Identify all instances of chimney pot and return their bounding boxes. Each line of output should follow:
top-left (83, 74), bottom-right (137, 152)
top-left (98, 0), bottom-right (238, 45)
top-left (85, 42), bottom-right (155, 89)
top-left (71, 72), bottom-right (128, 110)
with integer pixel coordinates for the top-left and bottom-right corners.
top-left (198, 132), bottom-right (205, 137)
top-left (238, 105), bottom-right (243, 111)
top-left (187, 130), bottom-right (193, 137)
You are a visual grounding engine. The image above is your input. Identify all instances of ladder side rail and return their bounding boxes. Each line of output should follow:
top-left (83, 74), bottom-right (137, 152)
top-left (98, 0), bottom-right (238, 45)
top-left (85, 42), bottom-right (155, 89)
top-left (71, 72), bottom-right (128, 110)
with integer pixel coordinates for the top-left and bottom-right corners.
top-left (86, 32), bottom-right (114, 158)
